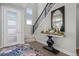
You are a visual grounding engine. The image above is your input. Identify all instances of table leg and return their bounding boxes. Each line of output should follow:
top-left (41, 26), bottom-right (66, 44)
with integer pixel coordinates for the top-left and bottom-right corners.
top-left (43, 36), bottom-right (59, 54)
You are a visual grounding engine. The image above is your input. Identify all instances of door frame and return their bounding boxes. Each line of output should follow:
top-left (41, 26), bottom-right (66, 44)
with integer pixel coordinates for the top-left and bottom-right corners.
top-left (1, 5), bottom-right (24, 47)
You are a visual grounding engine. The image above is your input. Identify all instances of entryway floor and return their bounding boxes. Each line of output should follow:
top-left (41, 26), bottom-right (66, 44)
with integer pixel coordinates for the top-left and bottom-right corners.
top-left (26, 41), bottom-right (68, 56)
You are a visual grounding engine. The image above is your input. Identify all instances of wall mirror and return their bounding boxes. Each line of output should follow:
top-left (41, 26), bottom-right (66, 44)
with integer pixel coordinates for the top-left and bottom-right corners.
top-left (51, 6), bottom-right (65, 33)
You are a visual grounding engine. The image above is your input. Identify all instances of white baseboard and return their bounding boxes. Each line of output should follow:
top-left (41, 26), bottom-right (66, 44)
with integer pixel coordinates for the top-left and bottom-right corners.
top-left (0, 46), bottom-right (3, 49)
top-left (53, 46), bottom-right (77, 56)
top-left (36, 39), bottom-right (76, 56)
top-left (0, 41), bottom-right (24, 49)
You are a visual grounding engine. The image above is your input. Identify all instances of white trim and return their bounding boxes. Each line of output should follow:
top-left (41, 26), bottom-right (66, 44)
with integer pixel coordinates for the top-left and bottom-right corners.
top-left (0, 46), bottom-right (3, 49)
top-left (54, 46), bottom-right (77, 56)
top-left (0, 41), bottom-right (24, 49)
top-left (3, 42), bottom-right (18, 47)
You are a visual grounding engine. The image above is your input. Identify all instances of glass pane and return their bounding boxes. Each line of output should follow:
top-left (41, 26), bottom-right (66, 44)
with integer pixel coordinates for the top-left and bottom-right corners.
top-left (8, 36), bottom-right (17, 43)
top-left (8, 20), bottom-right (16, 25)
top-left (26, 19), bottom-right (32, 25)
top-left (8, 17), bottom-right (16, 21)
top-left (27, 8), bottom-right (32, 16)
top-left (8, 29), bottom-right (16, 34)
top-left (7, 11), bottom-right (17, 17)
top-left (7, 11), bottom-right (17, 43)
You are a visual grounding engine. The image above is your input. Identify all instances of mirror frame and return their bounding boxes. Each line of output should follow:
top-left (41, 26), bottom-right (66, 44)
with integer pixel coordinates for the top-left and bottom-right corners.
top-left (51, 6), bottom-right (65, 32)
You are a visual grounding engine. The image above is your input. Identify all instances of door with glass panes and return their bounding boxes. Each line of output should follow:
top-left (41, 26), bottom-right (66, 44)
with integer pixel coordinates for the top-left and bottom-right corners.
top-left (2, 6), bottom-right (21, 47)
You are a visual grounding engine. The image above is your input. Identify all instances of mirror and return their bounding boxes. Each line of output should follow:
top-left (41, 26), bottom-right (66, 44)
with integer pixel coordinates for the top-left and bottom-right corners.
top-left (51, 6), bottom-right (65, 33)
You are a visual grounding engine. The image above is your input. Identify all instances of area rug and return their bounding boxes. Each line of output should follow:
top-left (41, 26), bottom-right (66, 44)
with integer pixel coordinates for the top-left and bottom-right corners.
top-left (0, 44), bottom-right (46, 56)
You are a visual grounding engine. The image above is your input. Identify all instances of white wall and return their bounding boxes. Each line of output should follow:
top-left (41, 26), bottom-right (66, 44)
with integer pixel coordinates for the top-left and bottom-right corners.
top-left (0, 4), bottom-right (2, 47)
top-left (37, 3), bottom-right (46, 18)
top-left (76, 4), bottom-right (79, 49)
top-left (34, 3), bottom-right (76, 56)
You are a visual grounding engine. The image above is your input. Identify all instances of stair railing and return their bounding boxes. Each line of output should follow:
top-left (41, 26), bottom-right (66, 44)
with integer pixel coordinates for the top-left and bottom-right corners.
top-left (33, 3), bottom-right (55, 33)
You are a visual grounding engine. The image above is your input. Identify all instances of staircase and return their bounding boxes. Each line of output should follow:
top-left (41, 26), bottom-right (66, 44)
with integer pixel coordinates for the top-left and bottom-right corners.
top-left (33, 3), bottom-right (55, 33)
top-left (25, 3), bottom-right (56, 43)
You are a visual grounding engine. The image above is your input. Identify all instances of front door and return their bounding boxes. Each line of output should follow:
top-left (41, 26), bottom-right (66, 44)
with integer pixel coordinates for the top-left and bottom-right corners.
top-left (2, 6), bottom-right (22, 47)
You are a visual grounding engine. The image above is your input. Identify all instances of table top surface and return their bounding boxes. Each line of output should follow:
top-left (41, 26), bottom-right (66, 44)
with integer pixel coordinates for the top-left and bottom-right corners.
top-left (41, 32), bottom-right (65, 38)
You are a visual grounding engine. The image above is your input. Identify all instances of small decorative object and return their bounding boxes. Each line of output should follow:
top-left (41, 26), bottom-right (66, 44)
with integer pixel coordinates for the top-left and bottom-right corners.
top-left (49, 29), bottom-right (54, 34)
top-left (41, 31), bottom-right (44, 33)
top-left (43, 25), bottom-right (47, 32)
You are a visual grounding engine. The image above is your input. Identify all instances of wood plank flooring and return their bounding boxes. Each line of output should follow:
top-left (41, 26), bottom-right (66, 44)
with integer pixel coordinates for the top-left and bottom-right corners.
top-left (26, 41), bottom-right (68, 56)
top-left (76, 49), bottom-right (79, 56)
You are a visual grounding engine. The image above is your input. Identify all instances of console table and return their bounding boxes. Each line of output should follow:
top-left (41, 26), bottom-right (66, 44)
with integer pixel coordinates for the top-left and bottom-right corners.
top-left (41, 33), bottom-right (64, 54)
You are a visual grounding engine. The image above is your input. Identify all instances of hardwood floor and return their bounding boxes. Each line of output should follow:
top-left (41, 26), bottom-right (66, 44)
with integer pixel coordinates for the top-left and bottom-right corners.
top-left (26, 41), bottom-right (68, 56)
top-left (76, 49), bottom-right (79, 56)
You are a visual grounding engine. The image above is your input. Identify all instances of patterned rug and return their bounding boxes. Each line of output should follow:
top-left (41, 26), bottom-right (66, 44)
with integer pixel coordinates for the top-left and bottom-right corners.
top-left (0, 44), bottom-right (46, 56)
